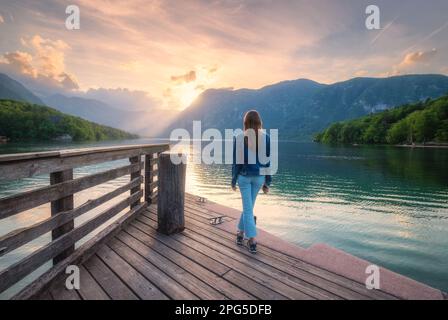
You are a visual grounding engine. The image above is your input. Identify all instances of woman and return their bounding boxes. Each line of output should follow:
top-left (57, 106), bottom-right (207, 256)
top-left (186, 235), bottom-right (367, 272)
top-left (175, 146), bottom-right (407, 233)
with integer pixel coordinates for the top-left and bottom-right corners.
top-left (232, 110), bottom-right (271, 254)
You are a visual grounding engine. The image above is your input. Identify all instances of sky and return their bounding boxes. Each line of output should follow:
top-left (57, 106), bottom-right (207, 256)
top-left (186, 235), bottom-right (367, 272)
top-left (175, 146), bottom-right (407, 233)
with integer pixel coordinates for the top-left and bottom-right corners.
top-left (0, 0), bottom-right (447, 110)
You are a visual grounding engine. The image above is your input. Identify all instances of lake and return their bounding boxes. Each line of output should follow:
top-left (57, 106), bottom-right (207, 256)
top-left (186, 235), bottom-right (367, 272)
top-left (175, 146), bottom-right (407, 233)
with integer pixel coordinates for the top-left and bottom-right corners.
top-left (1, 138), bottom-right (447, 298)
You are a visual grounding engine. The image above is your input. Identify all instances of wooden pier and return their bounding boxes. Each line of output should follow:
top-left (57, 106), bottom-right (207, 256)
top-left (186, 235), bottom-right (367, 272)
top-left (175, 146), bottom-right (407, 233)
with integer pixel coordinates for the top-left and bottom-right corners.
top-left (0, 144), bottom-right (446, 300)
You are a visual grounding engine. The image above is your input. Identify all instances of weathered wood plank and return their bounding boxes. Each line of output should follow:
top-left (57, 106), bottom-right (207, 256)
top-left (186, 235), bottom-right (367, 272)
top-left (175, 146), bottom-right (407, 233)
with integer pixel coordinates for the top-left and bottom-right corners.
top-left (134, 216), bottom-right (315, 300)
top-left (127, 221), bottom-right (257, 300)
top-left (0, 144), bottom-right (169, 180)
top-left (0, 177), bottom-right (142, 257)
top-left (180, 198), bottom-right (397, 300)
top-left (108, 237), bottom-right (198, 300)
top-left (176, 214), bottom-right (368, 300)
top-left (0, 151), bottom-right (60, 162)
top-left (118, 228), bottom-right (242, 300)
top-left (50, 169), bottom-right (75, 264)
top-left (129, 156), bottom-right (142, 209)
top-left (0, 191), bottom-right (142, 294)
top-left (12, 202), bottom-right (146, 300)
top-left (33, 289), bottom-right (53, 300)
top-left (48, 273), bottom-right (82, 300)
top-left (78, 265), bottom-right (110, 300)
top-left (180, 228), bottom-right (345, 299)
top-left (157, 152), bottom-right (185, 235)
top-left (0, 162), bottom-right (142, 219)
top-left (96, 245), bottom-right (168, 300)
top-left (84, 253), bottom-right (138, 300)
top-left (134, 218), bottom-right (230, 276)
top-left (178, 205), bottom-right (396, 300)
top-left (144, 154), bottom-right (156, 204)
top-left (223, 270), bottom-right (288, 300)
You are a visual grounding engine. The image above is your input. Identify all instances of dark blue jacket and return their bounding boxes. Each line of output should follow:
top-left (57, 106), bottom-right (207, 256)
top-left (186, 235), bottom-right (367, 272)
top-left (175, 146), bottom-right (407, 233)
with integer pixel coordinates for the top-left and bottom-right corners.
top-left (231, 132), bottom-right (272, 188)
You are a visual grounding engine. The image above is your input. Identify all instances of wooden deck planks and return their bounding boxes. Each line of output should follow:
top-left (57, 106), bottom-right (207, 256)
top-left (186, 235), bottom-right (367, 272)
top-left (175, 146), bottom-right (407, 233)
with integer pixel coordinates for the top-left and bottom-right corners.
top-left (78, 265), bottom-right (110, 300)
top-left (146, 208), bottom-right (375, 300)
top-left (96, 245), bottom-right (169, 300)
top-left (35, 196), bottom-right (397, 300)
top-left (133, 217), bottom-right (314, 300)
top-left (84, 254), bottom-right (138, 300)
top-left (121, 225), bottom-right (253, 300)
top-left (180, 198), bottom-right (397, 300)
top-left (107, 237), bottom-right (199, 300)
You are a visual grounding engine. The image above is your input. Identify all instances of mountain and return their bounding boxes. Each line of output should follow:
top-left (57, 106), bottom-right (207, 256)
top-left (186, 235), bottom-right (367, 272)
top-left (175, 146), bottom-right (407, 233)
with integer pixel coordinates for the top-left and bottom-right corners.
top-left (0, 73), bottom-right (45, 105)
top-left (166, 74), bottom-right (448, 140)
top-left (314, 95), bottom-right (448, 145)
top-left (43, 94), bottom-right (178, 137)
top-left (0, 73), bottom-right (177, 137)
top-left (0, 99), bottom-right (138, 141)
top-left (43, 94), bottom-right (131, 129)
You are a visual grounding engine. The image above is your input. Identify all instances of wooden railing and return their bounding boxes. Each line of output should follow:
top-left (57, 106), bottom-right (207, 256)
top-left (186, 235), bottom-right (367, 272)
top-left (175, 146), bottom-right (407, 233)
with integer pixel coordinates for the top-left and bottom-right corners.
top-left (0, 143), bottom-right (169, 298)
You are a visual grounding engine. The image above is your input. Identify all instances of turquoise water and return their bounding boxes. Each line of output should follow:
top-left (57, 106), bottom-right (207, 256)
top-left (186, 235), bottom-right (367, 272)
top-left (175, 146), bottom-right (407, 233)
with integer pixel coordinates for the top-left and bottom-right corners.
top-left (0, 139), bottom-right (447, 296)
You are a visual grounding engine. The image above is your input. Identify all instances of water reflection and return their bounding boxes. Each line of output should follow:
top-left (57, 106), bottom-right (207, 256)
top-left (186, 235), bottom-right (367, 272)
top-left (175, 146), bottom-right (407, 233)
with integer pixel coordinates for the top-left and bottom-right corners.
top-left (1, 140), bottom-right (447, 296)
top-left (186, 141), bottom-right (448, 292)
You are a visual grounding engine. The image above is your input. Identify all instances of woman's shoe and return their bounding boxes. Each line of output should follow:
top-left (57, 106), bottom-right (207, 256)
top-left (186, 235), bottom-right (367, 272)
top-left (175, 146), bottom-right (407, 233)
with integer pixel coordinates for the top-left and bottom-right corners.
top-left (236, 233), bottom-right (244, 246)
top-left (247, 240), bottom-right (257, 254)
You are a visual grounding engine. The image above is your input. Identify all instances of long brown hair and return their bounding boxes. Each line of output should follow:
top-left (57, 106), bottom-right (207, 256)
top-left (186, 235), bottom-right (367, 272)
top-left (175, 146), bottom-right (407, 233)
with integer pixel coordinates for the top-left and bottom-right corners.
top-left (243, 110), bottom-right (263, 152)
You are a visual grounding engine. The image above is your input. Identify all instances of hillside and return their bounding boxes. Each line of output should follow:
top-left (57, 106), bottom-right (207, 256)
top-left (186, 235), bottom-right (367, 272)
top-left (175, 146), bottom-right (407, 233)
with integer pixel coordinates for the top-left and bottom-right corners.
top-left (0, 73), bottom-right (44, 105)
top-left (0, 99), bottom-right (138, 141)
top-left (165, 74), bottom-right (448, 140)
top-left (314, 95), bottom-right (448, 145)
top-left (43, 94), bottom-right (179, 137)
top-left (43, 94), bottom-right (131, 128)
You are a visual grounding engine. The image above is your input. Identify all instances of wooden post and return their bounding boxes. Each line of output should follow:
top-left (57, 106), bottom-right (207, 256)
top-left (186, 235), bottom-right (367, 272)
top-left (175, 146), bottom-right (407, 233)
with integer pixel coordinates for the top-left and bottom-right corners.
top-left (157, 152), bottom-right (186, 235)
top-left (129, 155), bottom-right (141, 209)
top-left (50, 169), bottom-right (74, 265)
top-left (144, 153), bottom-right (156, 204)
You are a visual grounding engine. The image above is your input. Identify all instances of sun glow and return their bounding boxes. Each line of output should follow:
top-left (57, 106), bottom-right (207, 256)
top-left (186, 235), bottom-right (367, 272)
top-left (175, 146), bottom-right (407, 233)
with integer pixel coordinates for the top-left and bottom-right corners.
top-left (178, 84), bottom-right (202, 109)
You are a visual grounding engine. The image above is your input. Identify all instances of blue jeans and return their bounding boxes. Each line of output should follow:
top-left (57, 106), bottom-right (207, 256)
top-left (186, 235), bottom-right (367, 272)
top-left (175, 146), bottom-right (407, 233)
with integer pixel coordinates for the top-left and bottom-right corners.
top-left (237, 175), bottom-right (265, 238)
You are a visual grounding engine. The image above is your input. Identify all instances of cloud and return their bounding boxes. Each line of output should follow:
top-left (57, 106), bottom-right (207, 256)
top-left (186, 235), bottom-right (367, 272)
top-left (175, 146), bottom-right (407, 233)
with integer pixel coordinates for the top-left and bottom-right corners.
top-left (354, 70), bottom-right (369, 77)
top-left (2, 1), bottom-right (448, 109)
top-left (0, 35), bottom-right (79, 92)
top-left (2, 51), bottom-right (36, 77)
top-left (171, 70), bottom-right (196, 84)
top-left (388, 48), bottom-right (439, 76)
top-left (399, 48), bottom-right (437, 68)
top-left (207, 65), bottom-right (218, 74)
top-left (59, 72), bottom-right (79, 91)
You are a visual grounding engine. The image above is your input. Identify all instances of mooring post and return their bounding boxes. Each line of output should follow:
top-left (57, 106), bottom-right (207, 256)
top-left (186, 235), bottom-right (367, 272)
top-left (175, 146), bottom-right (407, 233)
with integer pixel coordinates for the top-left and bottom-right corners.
top-left (157, 152), bottom-right (186, 235)
top-left (50, 169), bottom-right (74, 265)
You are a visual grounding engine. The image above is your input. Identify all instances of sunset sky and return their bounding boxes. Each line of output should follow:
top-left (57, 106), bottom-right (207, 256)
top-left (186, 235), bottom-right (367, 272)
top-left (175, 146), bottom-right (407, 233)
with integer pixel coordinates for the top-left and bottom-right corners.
top-left (0, 0), bottom-right (447, 110)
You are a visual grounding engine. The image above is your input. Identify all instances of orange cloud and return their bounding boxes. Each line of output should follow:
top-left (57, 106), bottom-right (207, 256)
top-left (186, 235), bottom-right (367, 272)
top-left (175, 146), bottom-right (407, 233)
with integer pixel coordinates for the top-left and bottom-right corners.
top-left (388, 49), bottom-right (438, 76)
top-left (0, 35), bottom-right (78, 91)
top-left (171, 70), bottom-right (196, 84)
top-left (2, 51), bottom-right (37, 77)
top-left (399, 49), bottom-right (437, 68)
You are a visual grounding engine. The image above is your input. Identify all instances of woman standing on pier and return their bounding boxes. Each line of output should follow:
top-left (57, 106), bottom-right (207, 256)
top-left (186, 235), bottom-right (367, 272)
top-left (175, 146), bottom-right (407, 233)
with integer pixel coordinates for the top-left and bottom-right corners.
top-left (232, 110), bottom-right (271, 254)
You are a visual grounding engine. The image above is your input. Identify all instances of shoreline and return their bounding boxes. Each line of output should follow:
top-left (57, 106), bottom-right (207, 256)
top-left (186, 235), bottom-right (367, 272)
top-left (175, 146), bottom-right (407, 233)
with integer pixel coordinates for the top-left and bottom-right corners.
top-left (394, 143), bottom-right (448, 149)
top-left (348, 142), bottom-right (448, 149)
